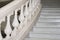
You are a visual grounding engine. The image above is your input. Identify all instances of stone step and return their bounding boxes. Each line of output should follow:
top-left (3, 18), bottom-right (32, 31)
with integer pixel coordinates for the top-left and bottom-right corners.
top-left (30, 29), bottom-right (60, 35)
top-left (41, 10), bottom-right (60, 13)
top-left (40, 15), bottom-right (60, 18)
top-left (25, 38), bottom-right (60, 40)
top-left (38, 18), bottom-right (60, 22)
top-left (35, 22), bottom-right (60, 27)
top-left (41, 12), bottom-right (60, 16)
top-left (33, 28), bottom-right (60, 34)
top-left (29, 34), bottom-right (60, 39)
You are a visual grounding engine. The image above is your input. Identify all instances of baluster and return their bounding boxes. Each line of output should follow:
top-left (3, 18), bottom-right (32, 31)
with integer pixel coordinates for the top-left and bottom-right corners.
top-left (29, 0), bottom-right (33, 13)
top-left (29, 0), bottom-right (32, 11)
top-left (12, 10), bottom-right (19, 27)
top-left (23, 2), bottom-right (29, 24)
top-left (17, 5), bottom-right (25, 31)
top-left (24, 1), bottom-right (29, 17)
top-left (29, 0), bottom-right (32, 21)
top-left (27, 1), bottom-right (31, 22)
top-left (11, 9), bottom-right (19, 37)
top-left (4, 15), bottom-right (12, 39)
top-left (19, 5), bottom-right (24, 23)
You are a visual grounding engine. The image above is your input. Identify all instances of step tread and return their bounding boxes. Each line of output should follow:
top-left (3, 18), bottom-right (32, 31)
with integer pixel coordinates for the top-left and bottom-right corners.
top-left (38, 18), bottom-right (60, 22)
top-left (29, 34), bottom-right (60, 39)
top-left (35, 22), bottom-right (60, 27)
top-left (31, 28), bottom-right (60, 34)
top-left (30, 31), bottom-right (60, 35)
top-left (40, 15), bottom-right (60, 18)
top-left (33, 28), bottom-right (60, 32)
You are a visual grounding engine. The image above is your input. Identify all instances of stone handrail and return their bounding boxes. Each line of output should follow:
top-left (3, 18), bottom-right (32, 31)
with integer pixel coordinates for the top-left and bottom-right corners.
top-left (0, 0), bottom-right (41, 40)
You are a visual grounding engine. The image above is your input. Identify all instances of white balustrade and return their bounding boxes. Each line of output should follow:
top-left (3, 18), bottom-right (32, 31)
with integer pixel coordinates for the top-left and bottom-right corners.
top-left (4, 15), bottom-right (12, 40)
top-left (0, 0), bottom-right (41, 40)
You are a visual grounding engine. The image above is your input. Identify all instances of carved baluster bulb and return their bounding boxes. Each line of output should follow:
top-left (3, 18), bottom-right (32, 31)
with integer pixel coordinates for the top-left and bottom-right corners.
top-left (4, 15), bottom-right (12, 39)
top-left (12, 10), bottom-right (19, 27)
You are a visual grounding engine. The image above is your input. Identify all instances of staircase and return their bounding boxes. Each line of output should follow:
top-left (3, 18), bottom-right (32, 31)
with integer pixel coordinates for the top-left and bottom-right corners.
top-left (24, 0), bottom-right (60, 40)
